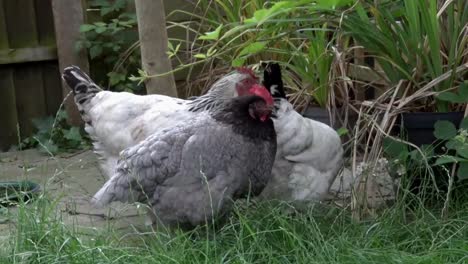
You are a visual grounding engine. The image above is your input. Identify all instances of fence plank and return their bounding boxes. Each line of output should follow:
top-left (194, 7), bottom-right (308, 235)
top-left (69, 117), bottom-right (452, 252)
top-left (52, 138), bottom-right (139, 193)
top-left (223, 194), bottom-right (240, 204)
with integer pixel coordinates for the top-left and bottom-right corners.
top-left (0, 67), bottom-right (19, 151)
top-left (0, 46), bottom-right (57, 64)
top-left (42, 62), bottom-right (63, 116)
top-left (35, 0), bottom-right (62, 123)
top-left (3, 0), bottom-right (39, 48)
top-left (34, 0), bottom-right (56, 45)
top-left (51, 0), bottom-right (88, 126)
top-left (0, 1), bottom-right (18, 150)
top-left (135, 0), bottom-right (177, 96)
top-left (4, 0), bottom-right (48, 140)
top-left (14, 64), bottom-right (47, 138)
top-left (0, 0), bottom-right (8, 49)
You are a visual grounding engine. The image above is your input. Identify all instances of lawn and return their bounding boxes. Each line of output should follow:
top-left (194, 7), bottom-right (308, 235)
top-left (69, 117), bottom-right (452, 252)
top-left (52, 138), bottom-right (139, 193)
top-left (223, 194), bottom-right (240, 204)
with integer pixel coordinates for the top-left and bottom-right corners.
top-left (1, 188), bottom-right (468, 263)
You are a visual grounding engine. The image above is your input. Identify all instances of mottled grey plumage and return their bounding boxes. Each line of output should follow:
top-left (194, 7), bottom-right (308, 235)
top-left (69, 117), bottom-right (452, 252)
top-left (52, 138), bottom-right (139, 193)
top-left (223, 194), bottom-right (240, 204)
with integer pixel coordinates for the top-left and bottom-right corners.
top-left (61, 65), bottom-right (261, 179)
top-left (93, 95), bottom-right (277, 228)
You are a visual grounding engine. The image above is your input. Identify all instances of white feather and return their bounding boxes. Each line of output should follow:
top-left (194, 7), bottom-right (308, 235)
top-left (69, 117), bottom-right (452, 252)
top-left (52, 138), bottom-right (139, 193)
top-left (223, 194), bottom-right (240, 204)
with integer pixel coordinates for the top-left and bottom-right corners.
top-left (85, 91), bottom-right (190, 177)
top-left (260, 98), bottom-right (344, 202)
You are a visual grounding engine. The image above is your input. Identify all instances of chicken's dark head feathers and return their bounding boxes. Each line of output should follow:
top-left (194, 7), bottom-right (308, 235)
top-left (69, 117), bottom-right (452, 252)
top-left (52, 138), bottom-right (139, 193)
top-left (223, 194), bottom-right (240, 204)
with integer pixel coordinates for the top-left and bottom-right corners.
top-left (212, 95), bottom-right (276, 141)
top-left (249, 100), bottom-right (273, 122)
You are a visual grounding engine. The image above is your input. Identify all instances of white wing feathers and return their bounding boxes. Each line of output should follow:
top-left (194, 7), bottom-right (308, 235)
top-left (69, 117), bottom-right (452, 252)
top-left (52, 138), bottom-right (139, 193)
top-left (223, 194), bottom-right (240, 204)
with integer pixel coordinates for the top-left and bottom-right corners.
top-left (83, 91), bottom-right (189, 177)
top-left (264, 99), bottom-right (344, 201)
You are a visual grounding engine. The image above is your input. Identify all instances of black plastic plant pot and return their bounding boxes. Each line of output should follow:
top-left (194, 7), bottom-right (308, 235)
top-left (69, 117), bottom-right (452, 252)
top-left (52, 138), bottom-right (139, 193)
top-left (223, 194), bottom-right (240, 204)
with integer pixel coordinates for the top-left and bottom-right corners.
top-left (0, 181), bottom-right (41, 206)
top-left (302, 106), bottom-right (331, 126)
top-left (400, 111), bottom-right (465, 147)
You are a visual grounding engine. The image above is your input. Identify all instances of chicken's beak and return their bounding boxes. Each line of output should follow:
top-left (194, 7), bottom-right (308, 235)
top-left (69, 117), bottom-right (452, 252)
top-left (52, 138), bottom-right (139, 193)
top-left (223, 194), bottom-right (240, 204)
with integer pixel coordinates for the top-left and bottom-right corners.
top-left (266, 104), bottom-right (277, 119)
top-left (271, 107), bottom-right (278, 118)
top-left (263, 103), bottom-right (276, 118)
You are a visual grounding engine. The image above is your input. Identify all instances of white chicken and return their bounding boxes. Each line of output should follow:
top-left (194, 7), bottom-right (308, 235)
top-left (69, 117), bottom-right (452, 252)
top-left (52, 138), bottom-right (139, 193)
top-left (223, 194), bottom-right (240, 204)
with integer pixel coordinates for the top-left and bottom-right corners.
top-left (259, 63), bottom-right (344, 202)
top-left (62, 66), bottom-right (261, 178)
top-left (92, 92), bottom-right (277, 229)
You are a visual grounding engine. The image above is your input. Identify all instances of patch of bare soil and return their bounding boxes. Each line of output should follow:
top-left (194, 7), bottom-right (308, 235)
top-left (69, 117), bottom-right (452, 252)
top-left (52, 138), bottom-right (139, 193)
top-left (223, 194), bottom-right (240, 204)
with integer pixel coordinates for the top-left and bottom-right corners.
top-left (0, 149), bottom-right (150, 242)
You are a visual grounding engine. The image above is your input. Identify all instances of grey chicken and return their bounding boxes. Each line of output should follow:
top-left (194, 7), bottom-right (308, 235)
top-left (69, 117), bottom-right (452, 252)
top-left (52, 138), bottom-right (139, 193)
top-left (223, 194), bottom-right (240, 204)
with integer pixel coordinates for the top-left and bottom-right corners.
top-left (62, 66), bottom-right (261, 178)
top-left (92, 89), bottom-right (277, 228)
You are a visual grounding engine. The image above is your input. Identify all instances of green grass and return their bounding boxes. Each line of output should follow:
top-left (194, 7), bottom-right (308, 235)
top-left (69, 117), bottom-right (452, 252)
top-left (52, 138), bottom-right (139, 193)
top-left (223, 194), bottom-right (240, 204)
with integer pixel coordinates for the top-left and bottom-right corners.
top-left (1, 194), bottom-right (468, 264)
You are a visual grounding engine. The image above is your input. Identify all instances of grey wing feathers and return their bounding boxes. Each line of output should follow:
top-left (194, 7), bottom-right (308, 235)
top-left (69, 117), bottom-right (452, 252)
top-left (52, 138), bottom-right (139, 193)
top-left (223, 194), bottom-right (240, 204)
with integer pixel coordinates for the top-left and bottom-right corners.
top-left (92, 115), bottom-right (276, 227)
top-left (92, 129), bottom-right (192, 207)
top-left (143, 125), bottom-right (273, 227)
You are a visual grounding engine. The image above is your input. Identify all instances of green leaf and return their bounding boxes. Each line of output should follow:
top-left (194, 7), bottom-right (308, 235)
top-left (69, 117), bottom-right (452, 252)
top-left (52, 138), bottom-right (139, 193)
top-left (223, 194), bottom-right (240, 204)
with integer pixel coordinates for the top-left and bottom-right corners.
top-left (245, 1), bottom-right (299, 24)
top-left (194, 54), bottom-right (207, 59)
top-left (383, 137), bottom-right (408, 158)
top-left (89, 45), bottom-right (103, 59)
top-left (199, 24), bottom-right (223, 40)
top-left (434, 155), bottom-right (466, 166)
top-left (461, 117), bottom-right (468, 130)
top-left (231, 57), bottom-right (246, 67)
top-left (95, 26), bottom-right (107, 34)
top-left (207, 47), bottom-right (217, 57)
top-left (446, 139), bottom-right (458, 150)
top-left (238, 42), bottom-right (267, 57)
top-left (456, 145), bottom-right (468, 159)
top-left (437, 91), bottom-right (464, 103)
top-left (64, 127), bottom-right (82, 142)
top-left (458, 82), bottom-right (468, 101)
top-left (314, 0), bottom-right (355, 9)
top-left (101, 7), bottom-right (114, 16)
top-left (94, 22), bottom-right (107, 27)
top-left (437, 82), bottom-right (468, 103)
top-left (32, 116), bottom-right (54, 133)
top-left (79, 24), bottom-right (95, 32)
top-left (108, 72), bottom-right (126, 86)
top-left (38, 140), bottom-right (59, 154)
top-left (114, 0), bottom-right (127, 9)
top-left (248, 9), bottom-right (268, 23)
top-left (56, 110), bottom-right (68, 121)
top-left (421, 144), bottom-right (435, 157)
top-left (409, 149), bottom-right (423, 164)
top-left (434, 120), bottom-right (457, 140)
top-left (336, 127), bottom-right (348, 137)
top-left (457, 162), bottom-right (468, 180)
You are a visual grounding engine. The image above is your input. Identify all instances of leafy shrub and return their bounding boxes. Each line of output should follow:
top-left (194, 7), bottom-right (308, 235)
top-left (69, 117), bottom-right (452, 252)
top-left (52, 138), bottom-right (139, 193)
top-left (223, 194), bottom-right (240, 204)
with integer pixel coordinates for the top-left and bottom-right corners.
top-left (164, 0), bottom-right (363, 108)
top-left (433, 118), bottom-right (468, 180)
top-left (77, 0), bottom-right (142, 93)
top-left (342, 0), bottom-right (468, 112)
top-left (17, 110), bottom-right (90, 155)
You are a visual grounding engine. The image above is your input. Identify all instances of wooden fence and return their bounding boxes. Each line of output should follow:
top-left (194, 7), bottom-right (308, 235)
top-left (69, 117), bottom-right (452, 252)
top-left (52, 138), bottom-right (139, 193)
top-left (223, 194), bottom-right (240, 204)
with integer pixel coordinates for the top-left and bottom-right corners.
top-left (0, 0), bottom-right (62, 151)
top-left (0, 0), bottom-right (195, 151)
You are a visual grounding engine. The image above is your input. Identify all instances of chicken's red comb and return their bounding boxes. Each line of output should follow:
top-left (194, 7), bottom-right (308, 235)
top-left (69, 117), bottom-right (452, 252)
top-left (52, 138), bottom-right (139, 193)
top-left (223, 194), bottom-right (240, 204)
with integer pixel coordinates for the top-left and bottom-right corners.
top-left (235, 67), bottom-right (258, 80)
top-left (249, 84), bottom-right (274, 105)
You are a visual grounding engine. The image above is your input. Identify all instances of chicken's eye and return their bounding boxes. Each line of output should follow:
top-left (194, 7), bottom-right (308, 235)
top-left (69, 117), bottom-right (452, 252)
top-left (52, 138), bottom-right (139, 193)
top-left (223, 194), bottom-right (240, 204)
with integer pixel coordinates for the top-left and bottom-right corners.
top-left (248, 106), bottom-right (257, 120)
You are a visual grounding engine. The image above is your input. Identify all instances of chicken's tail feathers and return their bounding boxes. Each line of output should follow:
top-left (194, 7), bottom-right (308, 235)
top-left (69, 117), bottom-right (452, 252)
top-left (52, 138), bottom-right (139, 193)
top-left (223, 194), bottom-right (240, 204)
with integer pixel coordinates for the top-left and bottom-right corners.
top-left (91, 180), bottom-right (116, 208)
top-left (62, 65), bottom-right (102, 110)
top-left (262, 62), bottom-right (286, 99)
top-left (91, 169), bottom-right (142, 208)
